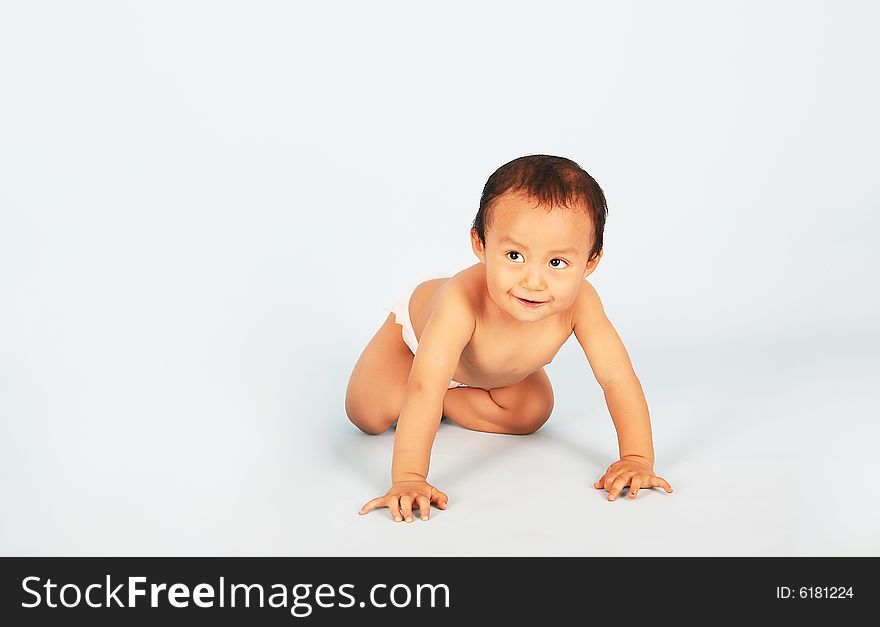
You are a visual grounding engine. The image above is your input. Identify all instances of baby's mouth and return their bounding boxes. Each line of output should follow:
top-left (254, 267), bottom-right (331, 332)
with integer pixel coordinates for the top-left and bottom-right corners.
top-left (514, 295), bottom-right (547, 305)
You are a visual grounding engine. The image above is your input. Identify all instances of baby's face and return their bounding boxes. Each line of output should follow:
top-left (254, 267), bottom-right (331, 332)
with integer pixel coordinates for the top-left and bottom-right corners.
top-left (471, 192), bottom-right (600, 322)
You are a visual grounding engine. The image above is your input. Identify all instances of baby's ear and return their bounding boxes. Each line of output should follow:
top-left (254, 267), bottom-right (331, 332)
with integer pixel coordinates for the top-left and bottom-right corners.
top-left (583, 249), bottom-right (603, 276)
top-left (470, 229), bottom-right (486, 260)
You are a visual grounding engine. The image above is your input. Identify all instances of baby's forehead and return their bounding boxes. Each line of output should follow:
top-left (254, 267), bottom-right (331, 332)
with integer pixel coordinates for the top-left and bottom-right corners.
top-left (493, 191), bottom-right (588, 216)
top-left (488, 200), bottom-right (592, 249)
top-left (492, 200), bottom-right (591, 230)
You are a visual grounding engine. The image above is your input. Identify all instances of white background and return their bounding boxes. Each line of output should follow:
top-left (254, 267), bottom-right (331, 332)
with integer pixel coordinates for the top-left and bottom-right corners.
top-left (1, 1), bottom-right (877, 555)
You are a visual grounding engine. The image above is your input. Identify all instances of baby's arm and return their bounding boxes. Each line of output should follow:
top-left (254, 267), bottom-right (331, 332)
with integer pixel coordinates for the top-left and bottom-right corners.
top-left (572, 281), bottom-right (673, 501)
top-left (392, 283), bottom-right (475, 482)
top-left (359, 283), bottom-right (476, 522)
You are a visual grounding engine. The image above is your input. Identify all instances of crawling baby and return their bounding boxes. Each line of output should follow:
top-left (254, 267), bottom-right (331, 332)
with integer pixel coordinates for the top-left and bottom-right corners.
top-left (345, 154), bottom-right (673, 523)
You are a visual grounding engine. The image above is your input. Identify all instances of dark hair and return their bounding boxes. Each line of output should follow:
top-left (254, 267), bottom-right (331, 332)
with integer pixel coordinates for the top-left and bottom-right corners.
top-left (471, 154), bottom-right (608, 261)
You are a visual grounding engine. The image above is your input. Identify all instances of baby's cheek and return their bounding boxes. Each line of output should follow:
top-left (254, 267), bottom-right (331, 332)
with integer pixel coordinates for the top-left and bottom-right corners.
top-left (559, 293), bottom-right (578, 309)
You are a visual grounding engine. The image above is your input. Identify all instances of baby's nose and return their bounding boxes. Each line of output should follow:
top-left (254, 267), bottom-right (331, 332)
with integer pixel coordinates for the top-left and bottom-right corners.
top-left (521, 274), bottom-right (546, 289)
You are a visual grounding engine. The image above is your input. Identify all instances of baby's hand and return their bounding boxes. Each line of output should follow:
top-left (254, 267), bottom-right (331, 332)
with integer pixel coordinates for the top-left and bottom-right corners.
top-left (359, 481), bottom-right (449, 522)
top-left (594, 456), bottom-right (673, 501)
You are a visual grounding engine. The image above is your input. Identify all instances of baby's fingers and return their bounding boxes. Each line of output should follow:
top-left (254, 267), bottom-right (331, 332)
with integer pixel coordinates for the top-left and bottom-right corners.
top-left (607, 474), bottom-right (630, 501)
top-left (359, 497), bottom-right (385, 515)
top-left (598, 470), bottom-right (624, 494)
top-left (388, 496), bottom-right (402, 522)
top-left (416, 495), bottom-right (431, 521)
top-left (628, 476), bottom-right (644, 499)
top-left (649, 476), bottom-right (673, 493)
top-left (400, 495), bottom-right (414, 523)
top-left (429, 488), bottom-right (449, 510)
top-left (594, 471), bottom-right (614, 489)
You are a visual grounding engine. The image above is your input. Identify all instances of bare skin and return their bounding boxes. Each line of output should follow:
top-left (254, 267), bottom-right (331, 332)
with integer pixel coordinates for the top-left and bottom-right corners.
top-left (345, 191), bottom-right (673, 522)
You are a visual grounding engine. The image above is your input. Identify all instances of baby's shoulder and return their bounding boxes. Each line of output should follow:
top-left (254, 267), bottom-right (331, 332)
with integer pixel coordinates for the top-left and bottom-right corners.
top-left (409, 270), bottom-right (478, 338)
top-left (443, 264), bottom-right (484, 310)
top-left (571, 278), bottom-right (608, 332)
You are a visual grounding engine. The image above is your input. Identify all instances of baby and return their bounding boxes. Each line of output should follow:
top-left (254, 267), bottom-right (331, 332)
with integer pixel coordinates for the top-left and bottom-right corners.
top-left (346, 154), bottom-right (673, 523)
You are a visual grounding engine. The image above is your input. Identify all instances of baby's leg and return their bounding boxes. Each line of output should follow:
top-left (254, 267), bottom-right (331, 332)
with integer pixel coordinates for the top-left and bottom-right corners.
top-left (441, 368), bottom-right (554, 435)
top-left (346, 314), bottom-right (553, 436)
top-left (345, 313), bottom-right (415, 434)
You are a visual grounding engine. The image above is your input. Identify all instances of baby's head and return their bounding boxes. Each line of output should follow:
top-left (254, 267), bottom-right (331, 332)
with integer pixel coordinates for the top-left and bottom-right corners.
top-left (470, 154), bottom-right (608, 320)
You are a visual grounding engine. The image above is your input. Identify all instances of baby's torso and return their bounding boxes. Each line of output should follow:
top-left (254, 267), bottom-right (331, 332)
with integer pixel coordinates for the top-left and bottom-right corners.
top-left (408, 263), bottom-right (575, 389)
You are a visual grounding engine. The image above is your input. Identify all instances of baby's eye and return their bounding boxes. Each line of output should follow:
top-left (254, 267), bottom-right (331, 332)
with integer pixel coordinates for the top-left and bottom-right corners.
top-left (507, 252), bottom-right (569, 268)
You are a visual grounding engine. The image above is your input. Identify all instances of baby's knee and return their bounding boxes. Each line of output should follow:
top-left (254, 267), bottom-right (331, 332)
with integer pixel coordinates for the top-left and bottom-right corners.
top-left (355, 423), bottom-right (386, 435)
top-left (507, 401), bottom-right (553, 436)
top-left (346, 410), bottom-right (395, 435)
